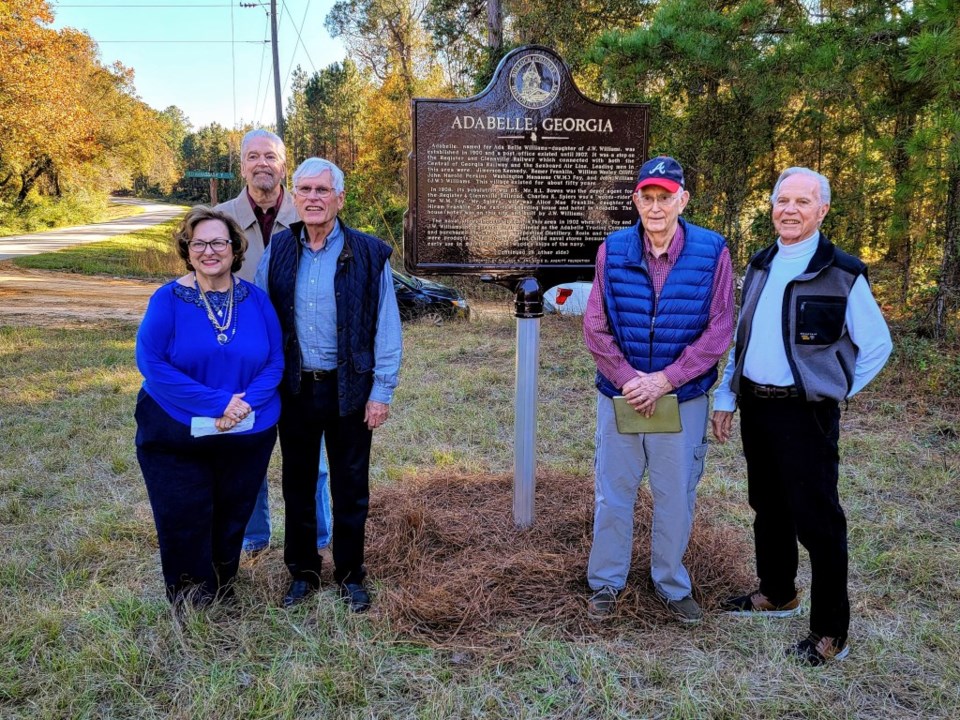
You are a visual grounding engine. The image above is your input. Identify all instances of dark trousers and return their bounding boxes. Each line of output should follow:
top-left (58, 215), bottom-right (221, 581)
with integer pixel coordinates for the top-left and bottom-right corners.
top-left (279, 373), bottom-right (372, 586)
top-left (134, 390), bottom-right (277, 605)
top-left (740, 391), bottom-right (849, 639)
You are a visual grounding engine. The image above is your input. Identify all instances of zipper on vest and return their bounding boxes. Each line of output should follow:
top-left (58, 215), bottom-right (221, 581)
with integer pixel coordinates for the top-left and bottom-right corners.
top-left (782, 279), bottom-right (805, 398)
top-left (649, 293), bottom-right (658, 367)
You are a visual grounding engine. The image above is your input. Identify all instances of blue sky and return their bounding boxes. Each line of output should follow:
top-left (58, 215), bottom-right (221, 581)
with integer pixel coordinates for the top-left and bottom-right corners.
top-left (51, 0), bottom-right (347, 130)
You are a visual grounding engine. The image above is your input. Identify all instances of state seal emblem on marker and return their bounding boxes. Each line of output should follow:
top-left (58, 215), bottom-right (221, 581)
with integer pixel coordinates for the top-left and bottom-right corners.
top-left (509, 53), bottom-right (561, 110)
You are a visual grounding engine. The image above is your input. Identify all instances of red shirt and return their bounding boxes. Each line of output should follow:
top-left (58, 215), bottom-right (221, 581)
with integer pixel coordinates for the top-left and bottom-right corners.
top-left (583, 223), bottom-right (735, 391)
top-left (246, 188), bottom-right (284, 247)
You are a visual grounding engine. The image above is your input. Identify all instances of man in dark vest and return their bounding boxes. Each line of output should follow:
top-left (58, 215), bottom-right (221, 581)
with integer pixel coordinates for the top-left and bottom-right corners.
top-left (215, 128), bottom-right (333, 558)
top-left (712, 167), bottom-right (892, 665)
top-left (583, 156), bottom-right (735, 622)
top-left (255, 157), bottom-right (402, 612)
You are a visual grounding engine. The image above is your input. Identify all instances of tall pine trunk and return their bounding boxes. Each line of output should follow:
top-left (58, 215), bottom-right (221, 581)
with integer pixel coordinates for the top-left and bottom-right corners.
top-left (933, 158), bottom-right (960, 340)
top-left (884, 108), bottom-right (917, 304)
top-left (487, 0), bottom-right (502, 52)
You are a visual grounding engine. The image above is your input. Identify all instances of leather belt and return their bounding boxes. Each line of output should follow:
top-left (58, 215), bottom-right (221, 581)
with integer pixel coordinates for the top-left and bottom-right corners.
top-left (742, 379), bottom-right (799, 399)
top-left (301, 369), bottom-right (336, 381)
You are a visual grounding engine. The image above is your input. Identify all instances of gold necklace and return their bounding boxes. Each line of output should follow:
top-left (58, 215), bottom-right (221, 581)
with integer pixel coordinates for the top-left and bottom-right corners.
top-left (195, 274), bottom-right (235, 345)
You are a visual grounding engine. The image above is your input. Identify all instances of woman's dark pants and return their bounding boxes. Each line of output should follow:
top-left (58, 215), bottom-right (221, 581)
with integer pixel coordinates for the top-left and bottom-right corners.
top-left (135, 390), bottom-right (277, 606)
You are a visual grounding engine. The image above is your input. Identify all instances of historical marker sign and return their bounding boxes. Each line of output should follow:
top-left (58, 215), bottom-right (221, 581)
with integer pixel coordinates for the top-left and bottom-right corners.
top-left (404, 45), bottom-right (649, 282)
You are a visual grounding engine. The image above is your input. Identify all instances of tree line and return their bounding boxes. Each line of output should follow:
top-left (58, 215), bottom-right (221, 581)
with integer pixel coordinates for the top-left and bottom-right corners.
top-left (4, 0), bottom-right (957, 337)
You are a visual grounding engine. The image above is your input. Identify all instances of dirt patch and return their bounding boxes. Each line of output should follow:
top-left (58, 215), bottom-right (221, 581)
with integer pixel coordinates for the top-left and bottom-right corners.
top-left (0, 262), bottom-right (160, 327)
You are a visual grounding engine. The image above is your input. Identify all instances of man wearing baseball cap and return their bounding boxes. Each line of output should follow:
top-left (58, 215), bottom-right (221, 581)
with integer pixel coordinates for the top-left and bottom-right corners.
top-left (583, 155), bottom-right (735, 622)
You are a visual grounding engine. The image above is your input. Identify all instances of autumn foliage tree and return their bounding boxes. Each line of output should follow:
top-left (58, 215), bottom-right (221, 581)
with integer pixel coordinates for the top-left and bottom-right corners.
top-left (0, 0), bottom-right (178, 207)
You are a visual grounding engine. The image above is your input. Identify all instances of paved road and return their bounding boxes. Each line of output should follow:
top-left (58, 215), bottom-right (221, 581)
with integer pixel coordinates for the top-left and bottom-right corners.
top-left (0, 198), bottom-right (186, 260)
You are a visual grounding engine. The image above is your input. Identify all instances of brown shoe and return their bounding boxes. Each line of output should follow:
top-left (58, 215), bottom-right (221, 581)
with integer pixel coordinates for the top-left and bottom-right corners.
top-left (721, 589), bottom-right (801, 617)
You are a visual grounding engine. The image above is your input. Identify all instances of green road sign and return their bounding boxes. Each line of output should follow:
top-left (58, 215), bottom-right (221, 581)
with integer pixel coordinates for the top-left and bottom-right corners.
top-left (184, 171), bottom-right (234, 179)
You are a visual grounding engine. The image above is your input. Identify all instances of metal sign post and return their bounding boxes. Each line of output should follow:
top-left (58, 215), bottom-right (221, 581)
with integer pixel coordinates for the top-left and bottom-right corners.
top-left (513, 277), bottom-right (543, 528)
top-left (184, 171), bottom-right (234, 205)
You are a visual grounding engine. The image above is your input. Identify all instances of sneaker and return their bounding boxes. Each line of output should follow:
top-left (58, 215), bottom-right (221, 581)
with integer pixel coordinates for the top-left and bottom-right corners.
top-left (661, 594), bottom-right (703, 624)
top-left (587, 586), bottom-right (620, 618)
top-left (722, 589), bottom-right (801, 617)
top-left (787, 632), bottom-right (849, 666)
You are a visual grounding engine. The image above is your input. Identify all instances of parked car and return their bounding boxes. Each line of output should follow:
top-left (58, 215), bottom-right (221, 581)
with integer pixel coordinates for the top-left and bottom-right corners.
top-left (393, 270), bottom-right (470, 323)
top-left (543, 281), bottom-right (592, 316)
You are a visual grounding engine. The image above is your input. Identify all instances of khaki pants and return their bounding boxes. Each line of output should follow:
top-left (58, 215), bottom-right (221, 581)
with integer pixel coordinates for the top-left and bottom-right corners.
top-left (587, 393), bottom-right (709, 601)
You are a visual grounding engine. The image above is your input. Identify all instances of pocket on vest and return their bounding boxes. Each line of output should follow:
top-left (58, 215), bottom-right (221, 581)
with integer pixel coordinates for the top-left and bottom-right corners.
top-left (795, 295), bottom-right (846, 345)
top-left (352, 350), bottom-right (374, 373)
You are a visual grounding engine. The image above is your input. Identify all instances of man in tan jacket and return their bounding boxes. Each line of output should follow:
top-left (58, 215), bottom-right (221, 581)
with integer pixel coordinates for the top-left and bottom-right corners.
top-left (216, 128), bottom-right (298, 283)
top-left (216, 129), bottom-right (331, 556)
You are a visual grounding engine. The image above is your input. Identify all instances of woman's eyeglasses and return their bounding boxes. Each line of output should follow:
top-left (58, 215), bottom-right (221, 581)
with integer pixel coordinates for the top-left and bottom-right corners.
top-left (188, 239), bottom-right (231, 253)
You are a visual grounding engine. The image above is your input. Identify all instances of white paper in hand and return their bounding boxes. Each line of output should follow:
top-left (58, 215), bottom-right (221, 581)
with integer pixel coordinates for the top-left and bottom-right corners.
top-left (190, 412), bottom-right (255, 437)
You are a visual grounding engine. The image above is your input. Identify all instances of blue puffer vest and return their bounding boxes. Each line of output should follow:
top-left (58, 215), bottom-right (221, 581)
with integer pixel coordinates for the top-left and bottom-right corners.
top-left (596, 217), bottom-right (725, 402)
top-left (268, 219), bottom-right (392, 416)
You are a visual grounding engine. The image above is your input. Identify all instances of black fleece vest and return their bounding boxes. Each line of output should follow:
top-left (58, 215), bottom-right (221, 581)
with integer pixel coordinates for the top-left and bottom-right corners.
top-left (268, 220), bottom-right (392, 415)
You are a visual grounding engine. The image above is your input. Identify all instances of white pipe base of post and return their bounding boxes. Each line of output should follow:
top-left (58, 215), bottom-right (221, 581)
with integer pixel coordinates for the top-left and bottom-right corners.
top-left (513, 316), bottom-right (540, 528)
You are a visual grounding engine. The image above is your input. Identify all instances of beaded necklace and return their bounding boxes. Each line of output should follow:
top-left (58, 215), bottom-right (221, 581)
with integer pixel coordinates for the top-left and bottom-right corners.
top-left (195, 274), bottom-right (236, 345)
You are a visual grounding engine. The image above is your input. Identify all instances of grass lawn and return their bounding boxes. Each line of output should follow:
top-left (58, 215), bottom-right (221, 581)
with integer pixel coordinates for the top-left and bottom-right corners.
top-left (0, 242), bottom-right (958, 716)
top-left (12, 219), bottom-right (184, 278)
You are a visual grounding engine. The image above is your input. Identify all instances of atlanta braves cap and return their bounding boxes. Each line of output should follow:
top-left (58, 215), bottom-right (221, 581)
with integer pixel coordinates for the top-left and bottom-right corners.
top-left (635, 156), bottom-right (685, 193)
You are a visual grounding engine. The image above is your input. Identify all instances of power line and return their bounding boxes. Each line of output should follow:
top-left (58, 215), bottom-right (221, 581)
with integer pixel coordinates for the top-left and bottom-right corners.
top-left (281, 0), bottom-right (316, 94)
top-left (252, 13), bottom-right (270, 127)
top-left (230, 0), bottom-right (237, 131)
top-left (95, 39), bottom-right (268, 43)
top-left (257, 8), bottom-right (276, 126)
top-left (267, 0), bottom-right (284, 130)
top-left (52, 3), bottom-right (243, 7)
top-left (240, 0), bottom-right (272, 126)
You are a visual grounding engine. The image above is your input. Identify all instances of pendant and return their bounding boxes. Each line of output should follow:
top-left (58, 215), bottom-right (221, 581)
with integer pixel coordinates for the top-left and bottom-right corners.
top-left (217, 308), bottom-right (224, 318)
top-left (217, 333), bottom-right (228, 345)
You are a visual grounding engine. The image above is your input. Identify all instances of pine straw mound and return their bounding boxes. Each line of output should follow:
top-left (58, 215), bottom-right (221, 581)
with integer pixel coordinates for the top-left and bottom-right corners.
top-left (366, 471), bottom-right (755, 646)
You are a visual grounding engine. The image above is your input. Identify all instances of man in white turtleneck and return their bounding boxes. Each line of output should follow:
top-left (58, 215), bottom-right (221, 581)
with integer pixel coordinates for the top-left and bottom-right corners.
top-left (711, 167), bottom-right (891, 666)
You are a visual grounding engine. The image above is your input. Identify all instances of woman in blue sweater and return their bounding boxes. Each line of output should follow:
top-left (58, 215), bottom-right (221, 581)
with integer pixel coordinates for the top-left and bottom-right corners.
top-left (135, 206), bottom-right (283, 607)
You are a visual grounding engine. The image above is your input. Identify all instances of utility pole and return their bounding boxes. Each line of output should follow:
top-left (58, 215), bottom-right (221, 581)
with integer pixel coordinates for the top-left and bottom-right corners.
top-left (271, 0), bottom-right (284, 137)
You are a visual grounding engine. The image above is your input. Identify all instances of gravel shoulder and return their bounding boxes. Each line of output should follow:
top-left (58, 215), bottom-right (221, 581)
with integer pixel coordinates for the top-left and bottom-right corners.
top-left (0, 262), bottom-right (160, 327)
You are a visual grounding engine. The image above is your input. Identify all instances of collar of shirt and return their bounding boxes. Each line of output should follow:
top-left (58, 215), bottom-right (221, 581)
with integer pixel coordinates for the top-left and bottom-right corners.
top-left (299, 218), bottom-right (344, 256)
top-left (775, 230), bottom-right (819, 260)
top-left (643, 223), bottom-right (685, 264)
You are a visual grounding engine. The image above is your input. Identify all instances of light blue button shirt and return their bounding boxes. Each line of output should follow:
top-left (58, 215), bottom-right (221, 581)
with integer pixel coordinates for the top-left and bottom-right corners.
top-left (256, 220), bottom-right (402, 404)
